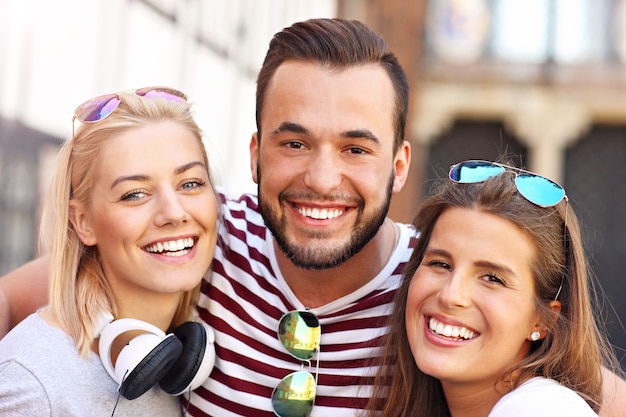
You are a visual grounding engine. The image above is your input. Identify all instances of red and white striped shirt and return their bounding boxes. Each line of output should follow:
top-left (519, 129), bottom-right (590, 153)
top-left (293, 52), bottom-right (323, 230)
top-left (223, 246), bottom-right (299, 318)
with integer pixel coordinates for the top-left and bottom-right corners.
top-left (186, 191), bottom-right (417, 416)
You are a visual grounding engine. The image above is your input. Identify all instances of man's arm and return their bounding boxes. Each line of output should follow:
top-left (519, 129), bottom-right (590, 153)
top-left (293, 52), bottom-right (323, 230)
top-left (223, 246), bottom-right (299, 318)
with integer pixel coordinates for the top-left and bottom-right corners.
top-left (600, 366), bottom-right (626, 417)
top-left (0, 255), bottom-right (50, 338)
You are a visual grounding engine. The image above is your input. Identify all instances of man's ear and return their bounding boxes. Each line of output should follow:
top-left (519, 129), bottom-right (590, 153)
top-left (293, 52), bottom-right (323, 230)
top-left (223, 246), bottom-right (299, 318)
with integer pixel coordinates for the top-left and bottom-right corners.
top-left (392, 140), bottom-right (411, 194)
top-left (250, 132), bottom-right (260, 185)
top-left (69, 201), bottom-right (97, 246)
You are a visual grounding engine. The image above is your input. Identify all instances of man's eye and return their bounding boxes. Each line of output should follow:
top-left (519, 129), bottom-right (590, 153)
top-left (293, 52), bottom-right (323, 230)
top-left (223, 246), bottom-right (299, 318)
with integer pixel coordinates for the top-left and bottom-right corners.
top-left (347, 147), bottom-right (366, 154)
top-left (286, 141), bottom-right (303, 149)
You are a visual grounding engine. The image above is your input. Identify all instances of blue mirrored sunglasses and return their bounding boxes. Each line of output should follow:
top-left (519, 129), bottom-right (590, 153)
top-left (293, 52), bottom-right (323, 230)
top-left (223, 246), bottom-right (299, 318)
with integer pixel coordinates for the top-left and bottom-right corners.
top-left (272, 310), bottom-right (320, 417)
top-left (71, 86), bottom-right (187, 136)
top-left (449, 160), bottom-right (567, 208)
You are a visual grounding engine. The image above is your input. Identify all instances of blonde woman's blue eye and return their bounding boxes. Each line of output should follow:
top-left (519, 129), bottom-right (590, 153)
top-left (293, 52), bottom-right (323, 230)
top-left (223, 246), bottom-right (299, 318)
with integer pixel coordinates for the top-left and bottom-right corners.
top-left (181, 179), bottom-right (206, 190)
top-left (121, 190), bottom-right (146, 201)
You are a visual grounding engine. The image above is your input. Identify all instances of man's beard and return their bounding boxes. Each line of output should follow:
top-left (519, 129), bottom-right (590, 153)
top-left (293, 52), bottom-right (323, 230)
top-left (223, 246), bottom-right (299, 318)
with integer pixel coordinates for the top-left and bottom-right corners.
top-left (257, 169), bottom-right (394, 270)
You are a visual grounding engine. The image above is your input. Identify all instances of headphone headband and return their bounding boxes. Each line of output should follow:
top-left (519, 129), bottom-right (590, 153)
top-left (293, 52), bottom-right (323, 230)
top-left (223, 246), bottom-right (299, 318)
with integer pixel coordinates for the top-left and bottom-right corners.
top-left (98, 317), bottom-right (167, 383)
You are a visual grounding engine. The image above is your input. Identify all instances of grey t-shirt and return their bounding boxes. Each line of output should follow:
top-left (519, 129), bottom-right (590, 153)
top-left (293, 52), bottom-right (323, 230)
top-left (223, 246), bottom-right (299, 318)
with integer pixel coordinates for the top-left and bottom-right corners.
top-left (0, 313), bottom-right (182, 416)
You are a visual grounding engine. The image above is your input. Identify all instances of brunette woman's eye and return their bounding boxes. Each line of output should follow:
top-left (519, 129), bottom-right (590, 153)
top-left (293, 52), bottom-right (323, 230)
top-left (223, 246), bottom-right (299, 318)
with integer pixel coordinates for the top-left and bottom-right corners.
top-left (481, 274), bottom-right (507, 286)
top-left (425, 259), bottom-right (452, 271)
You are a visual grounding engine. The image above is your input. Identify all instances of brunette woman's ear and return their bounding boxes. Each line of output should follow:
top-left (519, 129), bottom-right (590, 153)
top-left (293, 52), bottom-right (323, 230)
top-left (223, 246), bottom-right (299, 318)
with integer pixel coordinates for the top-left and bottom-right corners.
top-left (529, 301), bottom-right (562, 342)
top-left (69, 201), bottom-right (97, 246)
top-left (548, 300), bottom-right (562, 315)
top-left (546, 300), bottom-right (562, 326)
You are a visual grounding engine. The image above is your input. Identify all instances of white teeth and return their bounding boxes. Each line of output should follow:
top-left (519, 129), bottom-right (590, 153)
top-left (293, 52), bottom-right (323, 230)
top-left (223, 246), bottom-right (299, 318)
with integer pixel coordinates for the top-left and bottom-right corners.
top-left (145, 237), bottom-right (194, 256)
top-left (429, 317), bottom-right (476, 340)
top-left (297, 207), bottom-right (343, 219)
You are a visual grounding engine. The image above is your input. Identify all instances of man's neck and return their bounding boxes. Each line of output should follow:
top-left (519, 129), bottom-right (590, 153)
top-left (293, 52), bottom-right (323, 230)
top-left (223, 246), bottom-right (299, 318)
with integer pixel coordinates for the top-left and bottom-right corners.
top-left (276, 218), bottom-right (399, 308)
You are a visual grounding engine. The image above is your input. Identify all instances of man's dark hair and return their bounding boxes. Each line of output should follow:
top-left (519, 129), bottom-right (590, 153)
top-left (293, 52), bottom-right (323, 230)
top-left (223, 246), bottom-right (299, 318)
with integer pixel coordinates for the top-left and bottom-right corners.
top-left (255, 18), bottom-right (409, 152)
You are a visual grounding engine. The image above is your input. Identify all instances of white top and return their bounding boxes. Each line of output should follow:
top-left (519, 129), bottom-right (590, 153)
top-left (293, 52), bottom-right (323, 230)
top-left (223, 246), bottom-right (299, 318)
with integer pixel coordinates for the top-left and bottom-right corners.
top-left (489, 377), bottom-right (598, 417)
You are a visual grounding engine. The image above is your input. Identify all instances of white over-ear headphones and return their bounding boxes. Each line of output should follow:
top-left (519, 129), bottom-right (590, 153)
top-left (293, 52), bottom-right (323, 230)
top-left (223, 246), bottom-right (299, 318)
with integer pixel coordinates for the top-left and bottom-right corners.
top-left (96, 312), bottom-right (215, 400)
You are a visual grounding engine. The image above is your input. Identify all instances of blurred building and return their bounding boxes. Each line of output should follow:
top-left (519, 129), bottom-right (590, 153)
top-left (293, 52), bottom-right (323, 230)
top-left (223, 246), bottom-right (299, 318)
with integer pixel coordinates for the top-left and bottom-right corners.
top-left (0, 0), bottom-right (336, 272)
top-left (352, 0), bottom-right (626, 368)
top-left (1, 0), bottom-right (624, 366)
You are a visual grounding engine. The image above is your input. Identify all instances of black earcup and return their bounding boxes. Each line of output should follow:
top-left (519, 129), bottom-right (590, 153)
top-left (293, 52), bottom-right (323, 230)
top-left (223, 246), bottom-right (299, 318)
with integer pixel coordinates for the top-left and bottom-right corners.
top-left (159, 321), bottom-right (207, 395)
top-left (119, 335), bottom-right (184, 400)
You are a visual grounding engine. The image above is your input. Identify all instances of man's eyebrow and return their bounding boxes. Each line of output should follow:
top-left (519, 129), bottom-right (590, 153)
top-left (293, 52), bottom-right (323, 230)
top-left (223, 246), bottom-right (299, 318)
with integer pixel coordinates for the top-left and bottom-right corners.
top-left (273, 121), bottom-right (380, 144)
top-left (273, 121), bottom-right (308, 135)
top-left (343, 129), bottom-right (380, 144)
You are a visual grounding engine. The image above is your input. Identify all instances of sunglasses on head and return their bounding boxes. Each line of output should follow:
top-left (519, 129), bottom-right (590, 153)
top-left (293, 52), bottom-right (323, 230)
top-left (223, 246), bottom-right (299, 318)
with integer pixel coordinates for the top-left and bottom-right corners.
top-left (449, 159), bottom-right (569, 300)
top-left (272, 310), bottom-right (320, 417)
top-left (71, 86), bottom-right (187, 136)
top-left (448, 160), bottom-right (567, 208)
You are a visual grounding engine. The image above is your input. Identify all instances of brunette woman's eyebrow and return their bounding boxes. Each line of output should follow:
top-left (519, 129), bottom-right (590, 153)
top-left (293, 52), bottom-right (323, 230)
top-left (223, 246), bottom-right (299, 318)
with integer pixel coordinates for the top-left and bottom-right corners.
top-left (424, 247), bottom-right (450, 258)
top-left (473, 260), bottom-right (517, 280)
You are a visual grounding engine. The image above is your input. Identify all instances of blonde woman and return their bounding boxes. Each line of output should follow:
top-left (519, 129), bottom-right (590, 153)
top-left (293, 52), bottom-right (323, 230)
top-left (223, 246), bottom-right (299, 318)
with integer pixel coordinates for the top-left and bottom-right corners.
top-left (0, 88), bottom-right (217, 416)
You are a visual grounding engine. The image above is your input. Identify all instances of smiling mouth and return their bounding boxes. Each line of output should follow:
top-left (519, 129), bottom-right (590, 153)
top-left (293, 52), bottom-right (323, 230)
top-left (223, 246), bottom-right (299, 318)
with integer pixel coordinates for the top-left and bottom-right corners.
top-left (295, 206), bottom-right (345, 220)
top-left (144, 237), bottom-right (195, 257)
top-left (429, 317), bottom-right (477, 340)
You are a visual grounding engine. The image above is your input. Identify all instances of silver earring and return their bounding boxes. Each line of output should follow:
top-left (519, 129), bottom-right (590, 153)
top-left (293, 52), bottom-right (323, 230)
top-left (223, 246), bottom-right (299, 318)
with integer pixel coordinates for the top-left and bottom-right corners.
top-left (531, 331), bottom-right (540, 341)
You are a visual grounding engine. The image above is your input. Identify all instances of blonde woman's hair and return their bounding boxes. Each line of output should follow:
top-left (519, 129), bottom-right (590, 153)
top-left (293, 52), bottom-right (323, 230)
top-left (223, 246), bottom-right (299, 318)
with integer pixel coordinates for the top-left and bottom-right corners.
top-left (40, 92), bottom-right (214, 357)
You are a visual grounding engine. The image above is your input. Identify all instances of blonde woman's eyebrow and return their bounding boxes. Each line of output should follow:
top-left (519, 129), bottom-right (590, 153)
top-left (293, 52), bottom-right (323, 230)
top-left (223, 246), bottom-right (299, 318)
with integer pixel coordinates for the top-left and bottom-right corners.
top-left (110, 174), bottom-right (150, 189)
top-left (175, 161), bottom-right (207, 175)
top-left (110, 161), bottom-right (207, 189)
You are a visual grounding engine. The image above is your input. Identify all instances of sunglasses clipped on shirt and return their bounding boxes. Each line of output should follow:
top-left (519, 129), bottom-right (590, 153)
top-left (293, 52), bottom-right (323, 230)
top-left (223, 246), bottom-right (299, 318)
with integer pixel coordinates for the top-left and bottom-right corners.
top-left (448, 160), bottom-right (567, 208)
top-left (71, 86), bottom-right (188, 137)
top-left (272, 310), bottom-right (321, 417)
